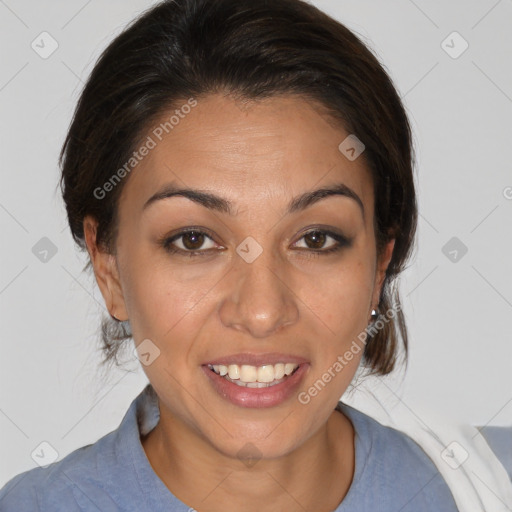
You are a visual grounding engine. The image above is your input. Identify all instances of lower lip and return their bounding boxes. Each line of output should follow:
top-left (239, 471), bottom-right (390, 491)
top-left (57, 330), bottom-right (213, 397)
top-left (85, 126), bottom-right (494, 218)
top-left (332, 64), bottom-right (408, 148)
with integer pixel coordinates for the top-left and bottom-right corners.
top-left (202, 364), bottom-right (309, 408)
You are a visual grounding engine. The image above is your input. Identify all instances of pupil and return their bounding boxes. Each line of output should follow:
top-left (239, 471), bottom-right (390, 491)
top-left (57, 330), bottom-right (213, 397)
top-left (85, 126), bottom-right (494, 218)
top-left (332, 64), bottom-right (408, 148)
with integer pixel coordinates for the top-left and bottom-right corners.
top-left (305, 231), bottom-right (325, 249)
top-left (183, 231), bottom-right (204, 250)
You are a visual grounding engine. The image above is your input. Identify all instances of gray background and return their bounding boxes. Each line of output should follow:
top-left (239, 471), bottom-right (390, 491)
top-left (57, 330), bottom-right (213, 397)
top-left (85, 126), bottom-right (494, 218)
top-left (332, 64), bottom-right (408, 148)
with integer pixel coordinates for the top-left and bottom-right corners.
top-left (1, 0), bottom-right (511, 486)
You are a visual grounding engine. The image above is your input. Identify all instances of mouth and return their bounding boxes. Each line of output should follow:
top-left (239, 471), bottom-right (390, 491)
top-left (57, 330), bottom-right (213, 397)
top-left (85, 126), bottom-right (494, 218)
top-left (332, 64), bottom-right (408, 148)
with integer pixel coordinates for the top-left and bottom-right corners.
top-left (207, 362), bottom-right (301, 388)
top-left (201, 356), bottom-right (309, 408)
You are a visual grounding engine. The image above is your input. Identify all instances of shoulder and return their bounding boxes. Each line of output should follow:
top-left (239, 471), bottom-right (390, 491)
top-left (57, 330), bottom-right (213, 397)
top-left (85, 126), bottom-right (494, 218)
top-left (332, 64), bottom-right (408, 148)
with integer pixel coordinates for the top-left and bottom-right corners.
top-left (481, 426), bottom-right (512, 481)
top-left (0, 431), bottom-right (118, 512)
top-left (339, 403), bottom-right (459, 511)
top-left (0, 385), bottom-right (159, 512)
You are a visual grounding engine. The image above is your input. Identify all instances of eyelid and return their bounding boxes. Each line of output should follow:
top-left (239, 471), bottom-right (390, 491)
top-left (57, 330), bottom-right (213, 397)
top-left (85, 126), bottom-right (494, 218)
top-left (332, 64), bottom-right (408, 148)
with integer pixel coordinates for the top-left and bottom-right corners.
top-left (173, 232), bottom-right (217, 251)
top-left (160, 225), bottom-right (351, 257)
top-left (292, 229), bottom-right (343, 248)
top-left (292, 228), bottom-right (352, 253)
top-left (292, 224), bottom-right (350, 243)
top-left (162, 227), bottom-right (222, 254)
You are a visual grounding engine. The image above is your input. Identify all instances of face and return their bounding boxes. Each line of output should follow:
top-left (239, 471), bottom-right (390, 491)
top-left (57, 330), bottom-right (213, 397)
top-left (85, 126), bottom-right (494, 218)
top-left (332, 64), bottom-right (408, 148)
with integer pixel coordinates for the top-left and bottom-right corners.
top-left (85, 93), bottom-right (394, 460)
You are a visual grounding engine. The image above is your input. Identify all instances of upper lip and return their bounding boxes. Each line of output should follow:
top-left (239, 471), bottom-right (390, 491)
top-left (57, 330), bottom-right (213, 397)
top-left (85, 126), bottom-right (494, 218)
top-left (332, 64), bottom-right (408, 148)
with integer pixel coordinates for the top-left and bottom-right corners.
top-left (203, 352), bottom-right (309, 367)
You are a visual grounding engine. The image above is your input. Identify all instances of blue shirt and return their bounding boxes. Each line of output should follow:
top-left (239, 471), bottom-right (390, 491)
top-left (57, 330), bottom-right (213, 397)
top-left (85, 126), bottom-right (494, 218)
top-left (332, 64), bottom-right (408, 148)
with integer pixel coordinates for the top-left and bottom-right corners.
top-left (0, 383), bottom-right (462, 511)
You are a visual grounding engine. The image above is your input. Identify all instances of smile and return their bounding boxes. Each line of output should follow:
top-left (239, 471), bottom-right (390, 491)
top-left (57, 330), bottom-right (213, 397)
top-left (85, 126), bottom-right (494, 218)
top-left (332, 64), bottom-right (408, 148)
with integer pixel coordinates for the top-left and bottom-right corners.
top-left (208, 363), bottom-right (300, 388)
top-left (202, 360), bottom-right (309, 408)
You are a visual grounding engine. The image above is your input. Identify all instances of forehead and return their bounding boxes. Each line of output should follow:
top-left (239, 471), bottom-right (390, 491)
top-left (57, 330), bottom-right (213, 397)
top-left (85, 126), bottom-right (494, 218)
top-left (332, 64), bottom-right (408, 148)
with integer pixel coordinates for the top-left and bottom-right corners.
top-left (119, 94), bottom-right (374, 220)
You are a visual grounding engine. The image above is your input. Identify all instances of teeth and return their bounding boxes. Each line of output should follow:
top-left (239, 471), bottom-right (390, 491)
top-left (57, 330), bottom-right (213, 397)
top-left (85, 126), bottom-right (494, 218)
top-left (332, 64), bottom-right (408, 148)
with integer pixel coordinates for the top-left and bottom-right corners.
top-left (284, 363), bottom-right (297, 376)
top-left (227, 374), bottom-right (286, 388)
top-left (257, 365), bottom-right (275, 383)
top-left (228, 365), bottom-right (240, 380)
top-left (212, 364), bottom-right (228, 376)
top-left (274, 363), bottom-right (285, 380)
top-left (240, 365), bottom-right (257, 382)
top-left (209, 362), bottom-right (300, 385)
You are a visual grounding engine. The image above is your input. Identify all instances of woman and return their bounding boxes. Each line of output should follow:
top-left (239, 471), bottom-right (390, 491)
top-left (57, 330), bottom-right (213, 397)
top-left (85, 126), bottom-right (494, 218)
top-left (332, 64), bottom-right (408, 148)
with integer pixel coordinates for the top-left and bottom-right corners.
top-left (0, 0), bottom-right (508, 510)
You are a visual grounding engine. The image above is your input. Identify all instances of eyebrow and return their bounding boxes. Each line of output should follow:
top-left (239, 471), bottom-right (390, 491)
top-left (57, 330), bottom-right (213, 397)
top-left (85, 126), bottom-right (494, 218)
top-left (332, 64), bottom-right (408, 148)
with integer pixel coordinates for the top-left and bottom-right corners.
top-left (142, 181), bottom-right (364, 218)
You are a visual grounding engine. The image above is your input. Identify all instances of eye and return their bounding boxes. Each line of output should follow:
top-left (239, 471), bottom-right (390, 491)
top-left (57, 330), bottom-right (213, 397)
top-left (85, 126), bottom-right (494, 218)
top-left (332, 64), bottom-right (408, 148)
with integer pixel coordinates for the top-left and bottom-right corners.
top-left (160, 227), bottom-right (351, 258)
top-left (162, 229), bottom-right (219, 256)
top-left (292, 229), bottom-right (351, 254)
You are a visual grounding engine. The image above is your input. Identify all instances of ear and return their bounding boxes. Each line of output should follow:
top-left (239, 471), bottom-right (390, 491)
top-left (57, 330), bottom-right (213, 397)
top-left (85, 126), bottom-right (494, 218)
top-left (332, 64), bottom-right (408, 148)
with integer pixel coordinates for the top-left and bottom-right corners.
top-left (370, 238), bottom-right (395, 318)
top-left (83, 215), bottom-right (128, 321)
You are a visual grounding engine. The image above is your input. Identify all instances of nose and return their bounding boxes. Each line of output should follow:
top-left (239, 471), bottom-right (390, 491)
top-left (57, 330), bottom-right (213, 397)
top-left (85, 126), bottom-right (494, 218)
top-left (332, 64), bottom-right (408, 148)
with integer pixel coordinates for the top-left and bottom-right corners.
top-left (218, 248), bottom-right (300, 339)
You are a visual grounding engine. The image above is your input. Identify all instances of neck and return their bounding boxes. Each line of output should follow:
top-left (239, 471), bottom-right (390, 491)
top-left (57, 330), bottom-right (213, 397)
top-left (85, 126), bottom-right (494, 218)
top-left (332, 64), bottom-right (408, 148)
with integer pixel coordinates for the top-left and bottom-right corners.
top-left (142, 405), bottom-right (355, 512)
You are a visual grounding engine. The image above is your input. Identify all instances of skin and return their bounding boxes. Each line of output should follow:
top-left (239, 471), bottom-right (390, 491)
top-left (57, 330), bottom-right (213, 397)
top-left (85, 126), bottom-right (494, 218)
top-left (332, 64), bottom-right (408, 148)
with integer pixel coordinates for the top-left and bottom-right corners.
top-left (84, 93), bottom-right (395, 512)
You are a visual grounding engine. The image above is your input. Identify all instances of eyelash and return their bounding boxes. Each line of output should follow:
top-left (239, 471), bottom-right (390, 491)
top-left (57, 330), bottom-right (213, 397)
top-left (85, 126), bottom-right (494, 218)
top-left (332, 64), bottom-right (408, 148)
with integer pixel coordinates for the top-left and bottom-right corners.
top-left (159, 227), bottom-right (352, 258)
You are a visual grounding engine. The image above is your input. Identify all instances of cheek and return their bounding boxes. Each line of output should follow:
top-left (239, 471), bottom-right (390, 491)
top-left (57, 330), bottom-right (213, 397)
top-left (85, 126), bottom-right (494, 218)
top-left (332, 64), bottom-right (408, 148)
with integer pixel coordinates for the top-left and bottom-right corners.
top-left (300, 257), bottom-right (374, 341)
top-left (119, 245), bottom-right (225, 348)
top-left (297, 254), bottom-right (373, 399)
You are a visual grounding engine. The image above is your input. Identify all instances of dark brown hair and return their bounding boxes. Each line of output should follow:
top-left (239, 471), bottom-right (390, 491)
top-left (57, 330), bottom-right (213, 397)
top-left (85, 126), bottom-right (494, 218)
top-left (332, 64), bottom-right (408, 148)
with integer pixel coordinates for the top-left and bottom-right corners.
top-left (59, 0), bottom-right (417, 375)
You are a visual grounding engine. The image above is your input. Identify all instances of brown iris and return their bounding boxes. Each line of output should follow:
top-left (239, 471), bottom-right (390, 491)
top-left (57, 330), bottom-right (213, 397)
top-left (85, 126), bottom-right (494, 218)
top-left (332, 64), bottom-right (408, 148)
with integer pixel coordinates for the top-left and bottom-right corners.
top-left (303, 231), bottom-right (326, 249)
top-left (181, 231), bottom-right (205, 250)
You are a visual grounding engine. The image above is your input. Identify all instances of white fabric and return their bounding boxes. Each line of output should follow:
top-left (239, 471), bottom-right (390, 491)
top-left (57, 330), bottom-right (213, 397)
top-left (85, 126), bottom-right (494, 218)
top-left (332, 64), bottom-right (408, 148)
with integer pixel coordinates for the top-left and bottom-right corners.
top-left (342, 375), bottom-right (512, 511)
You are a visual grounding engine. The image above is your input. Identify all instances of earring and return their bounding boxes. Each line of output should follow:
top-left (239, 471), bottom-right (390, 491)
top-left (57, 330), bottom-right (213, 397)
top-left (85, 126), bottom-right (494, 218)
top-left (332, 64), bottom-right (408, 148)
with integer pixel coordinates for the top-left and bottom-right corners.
top-left (110, 312), bottom-right (120, 322)
top-left (370, 308), bottom-right (379, 322)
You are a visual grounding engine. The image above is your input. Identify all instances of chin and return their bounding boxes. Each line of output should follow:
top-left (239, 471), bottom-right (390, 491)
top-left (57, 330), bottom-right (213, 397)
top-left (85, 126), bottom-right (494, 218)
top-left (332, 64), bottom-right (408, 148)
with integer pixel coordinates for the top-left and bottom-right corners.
top-left (206, 429), bottom-right (301, 464)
